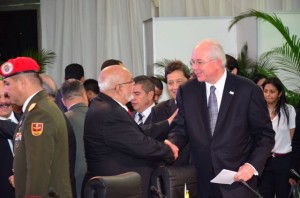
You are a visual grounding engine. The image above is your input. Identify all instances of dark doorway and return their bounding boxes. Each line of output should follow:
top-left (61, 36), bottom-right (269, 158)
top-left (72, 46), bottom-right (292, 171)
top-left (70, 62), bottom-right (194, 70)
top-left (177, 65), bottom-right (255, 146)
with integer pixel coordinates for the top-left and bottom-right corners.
top-left (0, 10), bottom-right (38, 63)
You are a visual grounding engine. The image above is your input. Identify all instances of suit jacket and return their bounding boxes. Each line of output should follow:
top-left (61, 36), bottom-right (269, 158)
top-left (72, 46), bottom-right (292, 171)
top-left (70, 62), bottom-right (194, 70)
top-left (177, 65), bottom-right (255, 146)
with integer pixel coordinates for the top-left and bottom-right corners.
top-left (132, 111), bottom-right (152, 125)
top-left (151, 98), bottom-right (190, 165)
top-left (132, 111), bottom-right (170, 141)
top-left (169, 72), bottom-right (275, 198)
top-left (83, 92), bottom-right (174, 197)
top-left (291, 108), bottom-right (300, 177)
top-left (0, 121), bottom-right (16, 198)
top-left (65, 102), bottom-right (88, 198)
top-left (151, 99), bottom-right (177, 124)
top-left (13, 90), bottom-right (72, 198)
top-left (64, 115), bottom-right (77, 198)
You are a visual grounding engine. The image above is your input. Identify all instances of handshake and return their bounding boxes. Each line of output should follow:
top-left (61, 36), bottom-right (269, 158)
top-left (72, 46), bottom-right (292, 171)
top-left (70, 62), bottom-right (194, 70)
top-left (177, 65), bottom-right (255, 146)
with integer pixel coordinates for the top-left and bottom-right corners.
top-left (164, 139), bottom-right (179, 160)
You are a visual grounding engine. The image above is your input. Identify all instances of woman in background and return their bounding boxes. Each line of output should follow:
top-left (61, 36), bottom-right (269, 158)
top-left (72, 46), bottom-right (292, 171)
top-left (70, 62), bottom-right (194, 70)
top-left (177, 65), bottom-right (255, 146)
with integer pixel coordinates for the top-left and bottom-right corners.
top-left (259, 77), bottom-right (296, 198)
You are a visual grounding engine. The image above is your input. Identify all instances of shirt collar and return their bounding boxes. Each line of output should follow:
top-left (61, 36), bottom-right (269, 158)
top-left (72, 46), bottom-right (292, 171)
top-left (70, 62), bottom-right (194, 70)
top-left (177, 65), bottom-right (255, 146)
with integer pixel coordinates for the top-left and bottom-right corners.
top-left (139, 103), bottom-right (155, 120)
top-left (0, 111), bottom-right (18, 124)
top-left (205, 70), bottom-right (227, 95)
top-left (22, 91), bottom-right (40, 113)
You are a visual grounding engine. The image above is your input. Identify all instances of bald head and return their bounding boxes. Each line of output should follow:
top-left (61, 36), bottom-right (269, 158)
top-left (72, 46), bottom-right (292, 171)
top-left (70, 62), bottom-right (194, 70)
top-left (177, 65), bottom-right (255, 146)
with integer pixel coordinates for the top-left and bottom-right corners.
top-left (98, 65), bottom-right (132, 92)
top-left (39, 74), bottom-right (58, 99)
top-left (191, 39), bottom-right (226, 84)
top-left (98, 65), bottom-right (134, 105)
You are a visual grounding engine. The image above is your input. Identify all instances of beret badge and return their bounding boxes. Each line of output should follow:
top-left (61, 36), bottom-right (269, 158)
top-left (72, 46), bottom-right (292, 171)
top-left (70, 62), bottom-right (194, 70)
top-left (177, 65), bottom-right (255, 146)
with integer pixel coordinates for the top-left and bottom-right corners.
top-left (1, 62), bottom-right (13, 75)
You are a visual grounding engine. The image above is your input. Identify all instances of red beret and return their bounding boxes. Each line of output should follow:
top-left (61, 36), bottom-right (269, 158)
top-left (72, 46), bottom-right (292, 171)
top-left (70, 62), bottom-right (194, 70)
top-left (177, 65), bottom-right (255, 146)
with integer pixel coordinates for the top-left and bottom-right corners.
top-left (0, 57), bottom-right (40, 79)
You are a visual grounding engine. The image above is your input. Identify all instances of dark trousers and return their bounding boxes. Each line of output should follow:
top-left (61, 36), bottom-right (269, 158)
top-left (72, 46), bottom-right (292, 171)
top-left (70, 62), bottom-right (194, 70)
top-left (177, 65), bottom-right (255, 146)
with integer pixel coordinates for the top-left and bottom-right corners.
top-left (258, 153), bottom-right (292, 198)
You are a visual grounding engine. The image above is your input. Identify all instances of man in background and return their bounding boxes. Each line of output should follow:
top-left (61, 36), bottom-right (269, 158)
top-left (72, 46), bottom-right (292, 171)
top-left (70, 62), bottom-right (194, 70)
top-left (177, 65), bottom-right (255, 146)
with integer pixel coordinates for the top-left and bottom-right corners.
top-left (225, 54), bottom-right (239, 75)
top-left (0, 80), bottom-right (18, 198)
top-left (83, 79), bottom-right (99, 103)
top-left (150, 76), bottom-right (163, 104)
top-left (151, 60), bottom-right (190, 123)
top-left (55, 63), bottom-right (85, 112)
top-left (61, 79), bottom-right (88, 198)
top-left (131, 75), bottom-right (155, 126)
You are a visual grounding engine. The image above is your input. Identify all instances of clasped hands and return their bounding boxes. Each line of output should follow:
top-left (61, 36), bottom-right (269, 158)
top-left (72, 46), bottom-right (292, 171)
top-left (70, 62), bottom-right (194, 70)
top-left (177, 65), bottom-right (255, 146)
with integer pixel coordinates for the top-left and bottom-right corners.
top-left (164, 139), bottom-right (179, 160)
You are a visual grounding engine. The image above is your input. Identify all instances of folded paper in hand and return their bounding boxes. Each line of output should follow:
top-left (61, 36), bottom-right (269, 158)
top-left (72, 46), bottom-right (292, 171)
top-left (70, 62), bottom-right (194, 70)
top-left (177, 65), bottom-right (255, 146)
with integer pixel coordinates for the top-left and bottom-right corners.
top-left (210, 169), bottom-right (237, 185)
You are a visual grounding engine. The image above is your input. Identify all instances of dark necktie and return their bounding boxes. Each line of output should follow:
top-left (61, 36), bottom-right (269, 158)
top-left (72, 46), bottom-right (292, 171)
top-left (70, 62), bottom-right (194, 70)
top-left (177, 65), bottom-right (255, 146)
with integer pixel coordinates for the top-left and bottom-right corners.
top-left (138, 113), bottom-right (144, 126)
top-left (208, 86), bottom-right (218, 135)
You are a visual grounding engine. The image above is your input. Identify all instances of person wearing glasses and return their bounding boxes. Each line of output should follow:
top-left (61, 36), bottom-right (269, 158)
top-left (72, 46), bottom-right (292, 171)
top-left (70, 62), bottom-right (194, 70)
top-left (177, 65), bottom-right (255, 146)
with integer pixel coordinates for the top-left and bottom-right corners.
top-left (167, 39), bottom-right (275, 198)
top-left (82, 65), bottom-right (178, 198)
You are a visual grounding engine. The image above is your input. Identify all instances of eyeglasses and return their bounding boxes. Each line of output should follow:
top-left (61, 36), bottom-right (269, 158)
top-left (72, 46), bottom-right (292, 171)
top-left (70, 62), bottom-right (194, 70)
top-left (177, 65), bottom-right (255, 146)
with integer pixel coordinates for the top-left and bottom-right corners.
top-left (117, 80), bottom-right (134, 86)
top-left (190, 59), bottom-right (215, 67)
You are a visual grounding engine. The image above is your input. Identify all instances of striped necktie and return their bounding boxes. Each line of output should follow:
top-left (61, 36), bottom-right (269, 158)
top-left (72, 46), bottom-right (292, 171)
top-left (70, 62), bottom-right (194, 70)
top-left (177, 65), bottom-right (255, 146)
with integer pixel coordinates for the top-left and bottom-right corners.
top-left (137, 113), bottom-right (144, 126)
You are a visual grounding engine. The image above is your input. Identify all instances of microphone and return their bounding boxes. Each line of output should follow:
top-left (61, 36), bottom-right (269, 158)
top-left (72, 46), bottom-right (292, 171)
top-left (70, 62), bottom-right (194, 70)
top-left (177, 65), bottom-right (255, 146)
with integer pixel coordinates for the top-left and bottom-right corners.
top-left (48, 187), bottom-right (61, 198)
top-left (150, 186), bottom-right (167, 198)
top-left (291, 169), bottom-right (300, 179)
top-left (239, 180), bottom-right (263, 198)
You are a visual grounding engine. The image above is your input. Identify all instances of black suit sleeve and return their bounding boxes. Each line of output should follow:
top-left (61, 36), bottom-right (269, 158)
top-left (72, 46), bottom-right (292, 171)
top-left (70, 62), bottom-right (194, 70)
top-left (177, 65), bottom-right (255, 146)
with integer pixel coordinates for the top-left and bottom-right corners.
top-left (141, 120), bottom-right (170, 141)
top-left (0, 120), bottom-right (17, 139)
top-left (291, 109), bottom-right (300, 178)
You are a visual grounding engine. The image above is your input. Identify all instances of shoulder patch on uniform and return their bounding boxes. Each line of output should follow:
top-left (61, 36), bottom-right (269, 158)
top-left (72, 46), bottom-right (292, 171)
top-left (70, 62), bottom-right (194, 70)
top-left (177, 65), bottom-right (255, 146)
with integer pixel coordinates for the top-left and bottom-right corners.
top-left (28, 103), bottom-right (37, 112)
top-left (31, 123), bottom-right (43, 136)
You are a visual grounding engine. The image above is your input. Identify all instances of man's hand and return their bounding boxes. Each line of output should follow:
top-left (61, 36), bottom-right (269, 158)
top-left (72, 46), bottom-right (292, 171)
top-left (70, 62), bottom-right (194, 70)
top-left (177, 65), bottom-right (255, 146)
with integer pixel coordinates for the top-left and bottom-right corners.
top-left (234, 163), bottom-right (255, 182)
top-left (164, 139), bottom-right (179, 160)
top-left (9, 175), bottom-right (15, 188)
top-left (167, 109), bottom-right (178, 125)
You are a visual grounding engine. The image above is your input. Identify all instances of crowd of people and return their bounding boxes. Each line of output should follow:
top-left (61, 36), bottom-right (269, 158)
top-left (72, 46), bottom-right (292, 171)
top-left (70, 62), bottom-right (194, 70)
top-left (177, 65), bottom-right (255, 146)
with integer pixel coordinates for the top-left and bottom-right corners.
top-left (0, 38), bottom-right (299, 198)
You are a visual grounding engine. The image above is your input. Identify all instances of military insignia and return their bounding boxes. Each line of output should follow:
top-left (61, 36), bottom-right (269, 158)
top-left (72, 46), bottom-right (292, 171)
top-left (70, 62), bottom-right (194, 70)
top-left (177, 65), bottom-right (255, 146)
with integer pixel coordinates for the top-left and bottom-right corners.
top-left (1, 62), bottom-right (13, 75)
top-left (31, 123), bottom-right (43, 136)
top-left (28, 103), bottom-right (36, 112)
top-left (14, 132), bottom-right (22, 148)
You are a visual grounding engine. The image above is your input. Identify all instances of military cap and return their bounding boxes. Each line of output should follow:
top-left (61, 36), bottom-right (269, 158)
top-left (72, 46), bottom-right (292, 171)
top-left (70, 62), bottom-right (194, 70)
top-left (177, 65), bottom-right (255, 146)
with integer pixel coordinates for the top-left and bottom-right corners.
top-left (0, 57), bottom-right (40, 79)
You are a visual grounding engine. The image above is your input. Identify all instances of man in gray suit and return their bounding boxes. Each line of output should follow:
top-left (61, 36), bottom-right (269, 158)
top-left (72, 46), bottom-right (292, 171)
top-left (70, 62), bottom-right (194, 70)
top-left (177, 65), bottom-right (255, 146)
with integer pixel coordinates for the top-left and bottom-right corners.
top-left (61, 79), bottom-right (88, 198)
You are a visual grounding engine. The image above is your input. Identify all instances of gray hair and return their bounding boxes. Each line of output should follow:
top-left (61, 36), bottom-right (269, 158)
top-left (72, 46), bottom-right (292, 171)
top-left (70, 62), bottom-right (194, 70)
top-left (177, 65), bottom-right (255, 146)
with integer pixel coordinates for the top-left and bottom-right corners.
top-left (200, 39), bottom-right (226, 68)
top-left (61, 79), bottom-right (85, 100)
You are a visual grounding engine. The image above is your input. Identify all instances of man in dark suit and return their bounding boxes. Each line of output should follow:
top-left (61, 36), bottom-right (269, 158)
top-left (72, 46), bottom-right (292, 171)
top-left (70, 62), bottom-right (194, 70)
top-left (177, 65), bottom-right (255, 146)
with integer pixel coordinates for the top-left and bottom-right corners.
top-left (83, 65), bottom-right (177, 198)
top-left (131, 75), bottom-right (155, 126)
top-left (151, 60), bottom-right (190, 124)
top-left (0, 80), bottom-right (18, 198)
top-left (167, 39), bottom-right (275, 198)
top-left (151, 60), bottom-right (191, 166)
top-left (0, 57), bottom-right (72, 198)
top-left (55, 63), bottom-right (85, 112)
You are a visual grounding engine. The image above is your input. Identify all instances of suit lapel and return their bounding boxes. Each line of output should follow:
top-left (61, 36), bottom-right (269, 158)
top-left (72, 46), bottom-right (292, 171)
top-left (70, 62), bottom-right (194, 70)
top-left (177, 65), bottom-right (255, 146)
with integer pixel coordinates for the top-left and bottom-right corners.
top-left (214, 72), bottom-right (237, 134)
top-left (195, 81), bottom-right (211, 135)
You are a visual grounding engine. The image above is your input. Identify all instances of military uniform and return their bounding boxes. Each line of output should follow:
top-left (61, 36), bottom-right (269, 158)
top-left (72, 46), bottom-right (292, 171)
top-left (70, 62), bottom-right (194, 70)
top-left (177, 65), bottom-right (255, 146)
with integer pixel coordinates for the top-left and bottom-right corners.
top-left (13, 90), bottom-right (72, 198)
top-left (0, 57), bottom-right (72, 198)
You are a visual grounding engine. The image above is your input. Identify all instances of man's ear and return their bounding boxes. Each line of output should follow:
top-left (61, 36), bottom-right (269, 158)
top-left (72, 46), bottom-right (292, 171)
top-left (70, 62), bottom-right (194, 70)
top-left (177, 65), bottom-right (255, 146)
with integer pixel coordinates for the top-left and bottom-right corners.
top-left (148, 90), bottom-right (155, 100)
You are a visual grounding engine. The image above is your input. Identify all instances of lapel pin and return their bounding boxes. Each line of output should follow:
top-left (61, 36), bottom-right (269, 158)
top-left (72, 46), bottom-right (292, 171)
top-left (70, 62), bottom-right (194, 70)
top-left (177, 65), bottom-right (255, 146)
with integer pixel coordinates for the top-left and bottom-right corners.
top-left (229, 91), bottom-right (234, 95)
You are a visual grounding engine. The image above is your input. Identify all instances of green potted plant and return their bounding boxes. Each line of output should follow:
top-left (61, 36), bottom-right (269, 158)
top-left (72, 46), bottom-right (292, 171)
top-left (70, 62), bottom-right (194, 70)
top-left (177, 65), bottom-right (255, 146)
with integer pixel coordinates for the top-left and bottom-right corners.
top-left (228, 9), bottom-right (300, 107)
top-left (21, 48), bottom-right (56, 73)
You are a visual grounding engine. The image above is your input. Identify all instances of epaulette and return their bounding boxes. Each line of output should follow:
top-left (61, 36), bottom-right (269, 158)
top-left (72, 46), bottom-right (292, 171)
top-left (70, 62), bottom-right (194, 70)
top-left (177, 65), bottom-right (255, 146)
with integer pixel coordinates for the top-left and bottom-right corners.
top-left (28, 103), bottom-right (37, 112)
